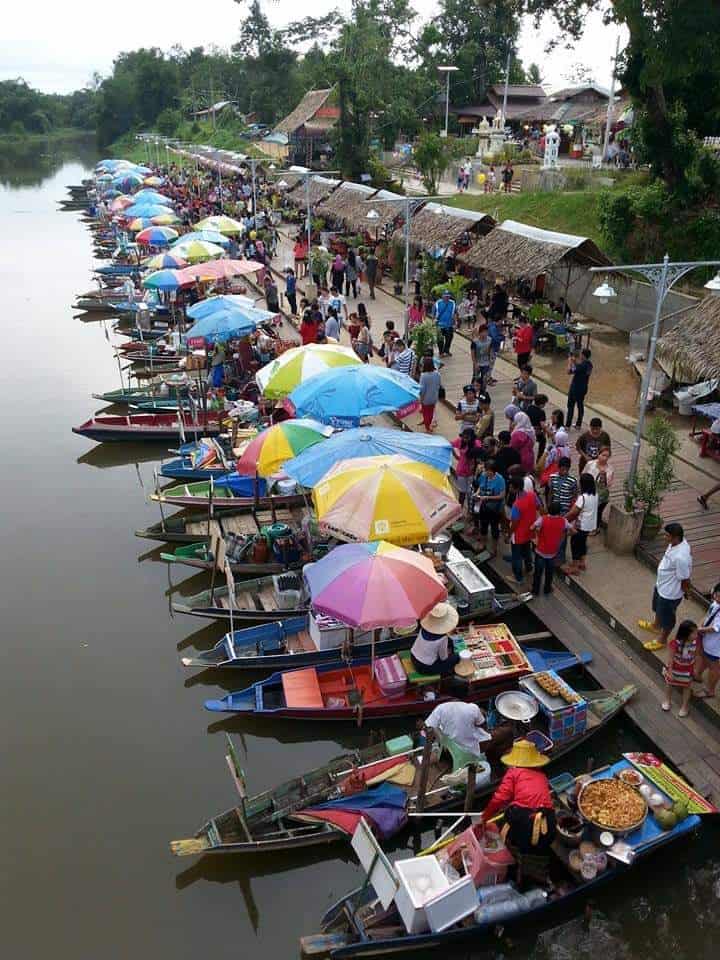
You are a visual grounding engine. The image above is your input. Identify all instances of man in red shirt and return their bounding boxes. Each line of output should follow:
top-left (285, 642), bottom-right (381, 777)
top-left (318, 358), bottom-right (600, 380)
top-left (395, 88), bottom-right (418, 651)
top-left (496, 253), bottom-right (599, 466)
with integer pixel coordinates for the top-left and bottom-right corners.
top-left (509, 477), bottom-right (537, 582)
top-left (531, 503), bottom-right (571, 596)
top-left (513, 315), bottom-right (534, 368)
top-left (481, 739), bottom-right (556, 854)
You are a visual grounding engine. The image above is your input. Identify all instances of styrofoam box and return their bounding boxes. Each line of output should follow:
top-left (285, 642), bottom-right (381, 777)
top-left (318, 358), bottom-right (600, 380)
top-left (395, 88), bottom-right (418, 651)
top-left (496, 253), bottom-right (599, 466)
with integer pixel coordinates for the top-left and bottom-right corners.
top-left (308, 612), bottom-right (348, 651)
top-left (394, 856), bottom-right (476, 934)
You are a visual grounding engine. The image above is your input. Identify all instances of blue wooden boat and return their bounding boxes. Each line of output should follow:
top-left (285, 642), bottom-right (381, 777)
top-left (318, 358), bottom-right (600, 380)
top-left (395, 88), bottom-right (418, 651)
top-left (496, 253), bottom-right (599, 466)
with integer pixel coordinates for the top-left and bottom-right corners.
top-left (301, 756), bottom-right (701, 958)
top-left (202, 643), bottom-right (591, 721)
top-left (183, 617), bottom-right (593, 675)
top-left (95, 264), bottom-right (142, 277)
top-left (160, 456), bottom-right (230, 481)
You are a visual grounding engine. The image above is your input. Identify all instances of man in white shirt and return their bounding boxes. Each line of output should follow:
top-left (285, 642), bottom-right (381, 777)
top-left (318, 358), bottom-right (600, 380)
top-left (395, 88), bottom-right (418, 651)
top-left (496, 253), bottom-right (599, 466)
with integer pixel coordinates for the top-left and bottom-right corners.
top-left (695, 582), bottom-right (720, 699)
top-left (639, 522), bottom-right (692, 650)
top-left (328, 286), bottom-right (348, 323)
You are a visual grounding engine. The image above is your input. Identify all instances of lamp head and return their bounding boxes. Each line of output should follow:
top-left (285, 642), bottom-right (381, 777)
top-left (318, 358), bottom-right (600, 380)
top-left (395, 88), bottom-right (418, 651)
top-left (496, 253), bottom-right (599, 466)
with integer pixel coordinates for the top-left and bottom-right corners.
top-left (704, 271), bottom-right (720, 295)
top-left (593, 280), bottom-right (616, 305)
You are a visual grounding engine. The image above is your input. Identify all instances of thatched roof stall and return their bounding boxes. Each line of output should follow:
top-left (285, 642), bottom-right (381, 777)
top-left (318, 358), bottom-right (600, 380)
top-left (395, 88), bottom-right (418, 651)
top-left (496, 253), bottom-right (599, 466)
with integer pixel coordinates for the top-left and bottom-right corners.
top-left (457, 220), bottom-right (612, 278)
top-left (274, 89), bottom-right (335, 136)
top-left (315, 182), bottom-right (388, 233)
top-left (284, 175), bottom-right (340, 209)
top-left (393, 202), bottom-right (495, 252)
top-left (657, 296), bottom-right (720, 382)
top-left (360, 189), bottom-right (407, 236)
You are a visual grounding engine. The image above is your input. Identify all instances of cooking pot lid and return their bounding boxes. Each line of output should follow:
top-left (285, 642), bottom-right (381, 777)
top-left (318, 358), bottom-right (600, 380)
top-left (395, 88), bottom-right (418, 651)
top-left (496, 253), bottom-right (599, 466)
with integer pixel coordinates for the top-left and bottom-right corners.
top-left (495, 690), bottom-right (539, 721)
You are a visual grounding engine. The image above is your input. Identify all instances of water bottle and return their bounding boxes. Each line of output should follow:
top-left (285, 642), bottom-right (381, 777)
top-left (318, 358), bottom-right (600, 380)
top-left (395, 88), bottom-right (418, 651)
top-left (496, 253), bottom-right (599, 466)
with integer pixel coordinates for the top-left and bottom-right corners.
top-left (473, 899), bottom-right (523, 925)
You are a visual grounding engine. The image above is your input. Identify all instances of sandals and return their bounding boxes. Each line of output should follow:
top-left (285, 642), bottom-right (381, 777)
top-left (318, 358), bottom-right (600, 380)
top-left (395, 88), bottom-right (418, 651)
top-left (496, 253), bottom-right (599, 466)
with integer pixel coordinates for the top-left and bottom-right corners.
top-left (637, 619), bottom-right (661, 633)
top-left (698, 495), bottom-right (708, 510)
top-left (693, 688), bottom-right (713, 699)
top-left (661, 701), bottom-right (670, 712)
top-left (678, 708), bottom-right (689, 718)
top-left (643, 640), bottom-right (666, 652)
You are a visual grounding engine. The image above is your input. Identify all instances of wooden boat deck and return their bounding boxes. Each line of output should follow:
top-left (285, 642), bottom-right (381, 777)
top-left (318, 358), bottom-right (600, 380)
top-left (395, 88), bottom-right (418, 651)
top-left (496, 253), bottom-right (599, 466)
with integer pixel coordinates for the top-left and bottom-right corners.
top-left (185, 506), bottom-right (307, 539)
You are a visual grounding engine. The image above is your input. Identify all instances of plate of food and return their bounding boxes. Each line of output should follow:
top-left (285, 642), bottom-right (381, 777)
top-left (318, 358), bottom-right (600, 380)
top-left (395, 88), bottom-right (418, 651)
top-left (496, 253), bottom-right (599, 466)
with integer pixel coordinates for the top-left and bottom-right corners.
top-left (578, 777), bottom-right (648, 835)
top-left (618, 769), bottom-right (644, 788)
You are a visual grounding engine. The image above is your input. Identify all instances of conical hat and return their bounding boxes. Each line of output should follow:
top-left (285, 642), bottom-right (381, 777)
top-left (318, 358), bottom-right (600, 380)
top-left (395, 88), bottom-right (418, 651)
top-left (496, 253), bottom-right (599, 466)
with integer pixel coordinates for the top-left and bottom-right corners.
top-left (500, 738), bottom-right (550, 768)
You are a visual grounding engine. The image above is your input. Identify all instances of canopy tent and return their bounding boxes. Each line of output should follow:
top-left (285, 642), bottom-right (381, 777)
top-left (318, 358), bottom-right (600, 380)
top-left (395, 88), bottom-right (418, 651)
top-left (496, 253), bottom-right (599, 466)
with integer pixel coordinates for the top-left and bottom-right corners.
top-left (393, 202), bottom-right (495, 253)
top-left (657, 296), bottom-right (720, 382)
top-left (457, 219), bottom-right (612, 278)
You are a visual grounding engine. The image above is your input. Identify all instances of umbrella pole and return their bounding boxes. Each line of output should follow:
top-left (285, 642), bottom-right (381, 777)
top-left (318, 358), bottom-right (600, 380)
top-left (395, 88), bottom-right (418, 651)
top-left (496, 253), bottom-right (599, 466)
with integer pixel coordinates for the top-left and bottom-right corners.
top-left (370, 627), bottom-right (379, 680)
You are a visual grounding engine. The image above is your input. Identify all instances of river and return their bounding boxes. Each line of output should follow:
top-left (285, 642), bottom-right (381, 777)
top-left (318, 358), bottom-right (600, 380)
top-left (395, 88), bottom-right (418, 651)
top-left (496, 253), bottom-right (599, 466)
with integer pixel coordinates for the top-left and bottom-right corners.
top-left (1, 141), bottom-right (718, 960)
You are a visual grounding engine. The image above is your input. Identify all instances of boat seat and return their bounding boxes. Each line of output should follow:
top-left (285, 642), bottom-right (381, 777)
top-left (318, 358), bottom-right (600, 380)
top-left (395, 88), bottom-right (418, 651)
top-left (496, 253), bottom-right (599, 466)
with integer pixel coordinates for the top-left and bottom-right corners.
top-left (282, 668), bottom-right (324, 709)
top-left (399, 651), bottom-right (440, 686)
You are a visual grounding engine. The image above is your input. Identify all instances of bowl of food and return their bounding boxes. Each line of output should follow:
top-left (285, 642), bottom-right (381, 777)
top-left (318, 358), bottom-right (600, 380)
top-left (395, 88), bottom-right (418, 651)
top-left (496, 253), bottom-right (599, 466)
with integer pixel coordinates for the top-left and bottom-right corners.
top-left (577, 777), bottom-right (648, 835)
top-left (556, 813), bottom-right (585, 847)
top-left (618, 769), bottom-right (643, 789)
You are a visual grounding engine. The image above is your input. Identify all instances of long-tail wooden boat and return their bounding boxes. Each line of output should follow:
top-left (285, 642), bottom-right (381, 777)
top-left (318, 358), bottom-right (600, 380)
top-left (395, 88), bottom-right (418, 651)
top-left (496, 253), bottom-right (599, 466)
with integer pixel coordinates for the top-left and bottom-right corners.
top-left (300, 753), bottom-right (701, 959)
top-left (152, 477), bottom-right (307, 510)
top-left (201, 642), bottom-right (581, 720)
top-left (182, 616), bottom-right (592, 674)
top-left (159, 457), bottom-right (230, 482)
top-left (136, 506), bottom-right (307, 544)
top-left (92, 382), bottom-right (200, 408)
top-left (72, 412), bottom-right (224, 443)
top-left (170, 686), bottom-right (633, 859)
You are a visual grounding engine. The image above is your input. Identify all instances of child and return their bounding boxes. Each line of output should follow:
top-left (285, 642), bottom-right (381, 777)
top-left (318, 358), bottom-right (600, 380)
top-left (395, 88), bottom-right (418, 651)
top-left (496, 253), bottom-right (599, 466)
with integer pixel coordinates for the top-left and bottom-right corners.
top-left (662, 620), bottom-right (699, 718)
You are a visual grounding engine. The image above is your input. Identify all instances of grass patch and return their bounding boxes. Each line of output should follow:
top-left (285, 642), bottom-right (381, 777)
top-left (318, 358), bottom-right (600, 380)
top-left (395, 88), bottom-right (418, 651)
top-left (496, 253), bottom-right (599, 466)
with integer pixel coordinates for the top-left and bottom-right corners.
top-left (0, 127), bottom-right (93, 145)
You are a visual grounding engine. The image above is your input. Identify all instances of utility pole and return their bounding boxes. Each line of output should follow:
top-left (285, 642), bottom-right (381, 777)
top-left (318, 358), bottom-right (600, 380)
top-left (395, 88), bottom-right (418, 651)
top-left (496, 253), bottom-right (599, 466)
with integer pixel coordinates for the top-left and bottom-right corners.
top-left (602, 36), bottom-right (621, 163)
top-left (501, 45), bottom-right (511, 128)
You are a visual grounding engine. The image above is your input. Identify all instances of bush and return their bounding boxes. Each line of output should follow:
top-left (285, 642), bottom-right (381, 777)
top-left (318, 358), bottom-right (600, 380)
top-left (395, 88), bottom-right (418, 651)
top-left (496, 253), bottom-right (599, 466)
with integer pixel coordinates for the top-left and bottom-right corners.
top-left (631, 414), bottom-right (678, 520)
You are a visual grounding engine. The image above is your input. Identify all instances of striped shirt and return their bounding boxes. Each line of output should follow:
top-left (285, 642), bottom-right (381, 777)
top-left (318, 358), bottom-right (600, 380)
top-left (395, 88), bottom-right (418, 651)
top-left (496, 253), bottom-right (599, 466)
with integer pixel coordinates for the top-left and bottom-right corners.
top-left (392, 348), bottom-right (416, 376)
top-left (547, 473), bottom-right (578, 516)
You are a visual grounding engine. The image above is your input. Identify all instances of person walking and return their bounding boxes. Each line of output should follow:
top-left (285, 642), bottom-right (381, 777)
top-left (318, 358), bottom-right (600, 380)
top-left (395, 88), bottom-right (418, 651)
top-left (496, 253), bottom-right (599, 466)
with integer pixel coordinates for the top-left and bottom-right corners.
top-left (434, 290), bottom-right (456, 357)
top-left (566, 348), bottom-right (593, 429)
top-left (471, 324), bottom-right (493, 391)
top-left (513, 315), bottom-right (534, 369)
top-left (638, 522), bottom-right (692, 651)
top-left (345, 249), bottom-right (358, 299)
top-left (661, 620), bottom-right (699, 718)
top-left (365, 248), bottom-right (378, 299)
top-left (284, 267), bottom-right (297, 316)
top-left (418, 357), bottom-right (441, 432)
top-left (510, 411), bottom-right (536, 474)
top-left (331, 252), bottom-right (346, 292)
top-left (694, 583), bottom-right (720, 701)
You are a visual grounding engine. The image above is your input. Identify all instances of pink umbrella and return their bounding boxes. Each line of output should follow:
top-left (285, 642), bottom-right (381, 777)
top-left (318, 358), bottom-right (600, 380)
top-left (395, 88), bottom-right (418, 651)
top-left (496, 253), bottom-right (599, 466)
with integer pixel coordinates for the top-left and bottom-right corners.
top-left (177, 259), bottom-right (263, 283)
top-left (303, 540), bottom-right (447, 630)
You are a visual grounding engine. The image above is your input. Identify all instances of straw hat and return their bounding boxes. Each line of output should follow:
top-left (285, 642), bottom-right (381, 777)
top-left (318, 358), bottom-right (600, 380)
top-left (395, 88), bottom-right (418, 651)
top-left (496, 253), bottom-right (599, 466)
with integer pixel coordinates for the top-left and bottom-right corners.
top-left (454, 649), bottom-right (476, 678)
top-left (420, 602), bottom-right (459, 635)
top-left (393, 621), bottom-right (418, 638)
top-left (500, 739), bottom-right (550, 768)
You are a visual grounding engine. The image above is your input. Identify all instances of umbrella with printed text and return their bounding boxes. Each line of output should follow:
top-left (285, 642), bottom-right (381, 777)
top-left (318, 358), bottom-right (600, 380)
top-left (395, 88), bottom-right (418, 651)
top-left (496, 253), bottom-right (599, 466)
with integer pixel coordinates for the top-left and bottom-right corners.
top-left (312, 454), bottom-right (462, 546)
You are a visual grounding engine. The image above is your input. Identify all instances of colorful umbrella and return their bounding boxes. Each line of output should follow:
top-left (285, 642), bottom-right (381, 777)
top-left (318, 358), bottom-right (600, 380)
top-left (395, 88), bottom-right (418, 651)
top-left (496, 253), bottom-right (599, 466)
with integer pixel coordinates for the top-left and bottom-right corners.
top-left (143, 252), bottom-right (188, 270)
top-left (185, 304), bottom-right (274, 342)
top-left (190, 259), bottom-right (262, 282)
top-left (133, 189), bottom-right (172, 204)
top-left (142, 269), bottom-right (184, 291)
top-left (304, 541), bottom-right (447, 629)
top-left (171, 239), bottom-right (225, 263)
top-left (194, 214), bottom-right (245, 235)
top-left (151, 211), bottom-right (181, 225)
top-left (236, 419), bottom-right (333, 478)
top-left (257, 344), bottom-right (361, 400)
top-left (171, 230), bottom-right (230, 247)
top-left (127, 217), bottom-right (157, 232)
top-left (284, 427), bottom-right (453, 488)
top-left (136, 226), bottom-right (179, 245)
top-left (143, 176), bottom-right (165, 186)
top-left (185, 294), bottom-right (257, 320)
top-left (112, 173), bottom-right (145, 190)
top-left (109, 195), bottom-right (134, 212)
top-left (313, 455), bottom-right (461, 546)
top-left (123, 202), bottom-right (174, 219)
top-left (285, 365), bottom-right (420, 427)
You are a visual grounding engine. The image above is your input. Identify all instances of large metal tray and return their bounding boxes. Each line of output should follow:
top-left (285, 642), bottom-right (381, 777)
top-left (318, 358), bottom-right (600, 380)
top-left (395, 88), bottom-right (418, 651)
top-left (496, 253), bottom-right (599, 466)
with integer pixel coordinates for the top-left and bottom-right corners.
top-left (519, 672), bottom-right (585, 714)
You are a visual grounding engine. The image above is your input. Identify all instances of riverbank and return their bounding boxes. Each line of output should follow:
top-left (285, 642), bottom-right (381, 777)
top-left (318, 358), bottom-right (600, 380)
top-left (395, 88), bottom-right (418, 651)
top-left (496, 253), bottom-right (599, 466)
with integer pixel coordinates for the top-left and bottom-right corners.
top-left (0, 126), bottom-right (94, 145)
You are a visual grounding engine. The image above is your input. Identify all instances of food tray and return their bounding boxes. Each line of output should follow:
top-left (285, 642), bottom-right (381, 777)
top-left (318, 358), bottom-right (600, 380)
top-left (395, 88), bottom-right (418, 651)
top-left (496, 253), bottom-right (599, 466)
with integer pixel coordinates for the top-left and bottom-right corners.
top-left (519, 671), bottom-right (584, 713)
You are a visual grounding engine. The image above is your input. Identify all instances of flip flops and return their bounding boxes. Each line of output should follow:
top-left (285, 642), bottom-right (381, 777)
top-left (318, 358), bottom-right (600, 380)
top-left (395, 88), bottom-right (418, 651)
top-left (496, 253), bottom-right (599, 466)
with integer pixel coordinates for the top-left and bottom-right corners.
top-left (693, 688), bottom-right (713, 699)
top-left (637, 619), bottom-right (661, 633)
top-left (661, 701), bottom-right (670, 712)
top-left (643, 640), bottom-right (666, 651)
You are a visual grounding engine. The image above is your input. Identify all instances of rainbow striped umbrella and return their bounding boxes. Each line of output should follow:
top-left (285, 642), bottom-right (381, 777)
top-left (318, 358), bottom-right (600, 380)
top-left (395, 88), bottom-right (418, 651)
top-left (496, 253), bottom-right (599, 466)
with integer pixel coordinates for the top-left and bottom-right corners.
top-left (142, 269), bottom-right (184, 291)
top-left (109, 195), bottom-right (134, 212)
top-left (312, 455), bottom-right (462, 546)
top-left (236, 419), bottom-right (333, 478)
top-left (127, 217), bottom-right (155, 231)
top-left (256, 343), bottom-right (361, 399)
top-left (303, 541), bottom-right (447, 629)
top-left (171, 239), bottom-right (225, 263)
top-left (136, 226), bottom-right (179, 245)
top-left (143, 252), bottom-right (188, 270)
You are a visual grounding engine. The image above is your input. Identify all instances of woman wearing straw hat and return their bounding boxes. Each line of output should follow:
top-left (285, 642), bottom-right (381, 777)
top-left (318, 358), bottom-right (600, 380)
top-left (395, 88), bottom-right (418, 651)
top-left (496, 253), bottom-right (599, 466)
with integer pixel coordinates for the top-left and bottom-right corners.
top-left (480, 740), bottom-right (556, 854)
top-left (410, 602), bottom-right (460, 676)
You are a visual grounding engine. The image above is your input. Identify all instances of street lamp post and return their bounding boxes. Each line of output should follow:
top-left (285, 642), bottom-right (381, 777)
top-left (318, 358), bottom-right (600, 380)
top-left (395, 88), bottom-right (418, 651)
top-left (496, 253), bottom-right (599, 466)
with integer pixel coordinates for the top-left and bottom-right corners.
top-left (591, 255), bottom-right (720, 488)
top-left (437, 66), bottom-right (459, 139)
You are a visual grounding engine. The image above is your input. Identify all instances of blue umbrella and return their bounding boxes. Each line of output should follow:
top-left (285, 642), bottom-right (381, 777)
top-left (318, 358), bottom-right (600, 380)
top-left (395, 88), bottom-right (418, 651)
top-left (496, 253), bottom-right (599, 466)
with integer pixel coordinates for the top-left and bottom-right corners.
top-left (123, 202), bottom-right (174, 218)
top-left (112, 172), bottom-right (145, 189)
top-left (185, 307), bottom-right (268, 343)
top-left (142, 269), bottom-right (183, 291)
top-left (286, 366), bottom-right (421, 428)
top-left (170, 230), bottom-right (230, 247)
top-left (283, 427), bottom-right (452, 487)
top-left (133, 189), bottom-right (173, 204)
top-left (186, 294), bottom-right (258, 321)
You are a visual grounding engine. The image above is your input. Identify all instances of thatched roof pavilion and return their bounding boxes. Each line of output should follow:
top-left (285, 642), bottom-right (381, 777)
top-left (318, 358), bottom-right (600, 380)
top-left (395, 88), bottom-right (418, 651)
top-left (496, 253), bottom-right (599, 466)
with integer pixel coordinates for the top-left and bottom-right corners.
top-left (284, 175), bottom-right (340, 209)
top-left (457, 220), bottom-right (611, 277)
top-left (316, 183), bottom-right (405, 234)
top-left (657, 296), bottom-right (720, 382)
top-left (393, 202), bottom-right (495, 252)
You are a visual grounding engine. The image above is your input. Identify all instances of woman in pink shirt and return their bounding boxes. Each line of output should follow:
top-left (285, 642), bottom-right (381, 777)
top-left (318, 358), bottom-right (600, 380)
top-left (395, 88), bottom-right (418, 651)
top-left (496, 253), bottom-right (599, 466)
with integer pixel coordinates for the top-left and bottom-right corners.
top-left (510, 411), bottom-right (536, 474)
top-left (452, 428), bottom-right (482, 507)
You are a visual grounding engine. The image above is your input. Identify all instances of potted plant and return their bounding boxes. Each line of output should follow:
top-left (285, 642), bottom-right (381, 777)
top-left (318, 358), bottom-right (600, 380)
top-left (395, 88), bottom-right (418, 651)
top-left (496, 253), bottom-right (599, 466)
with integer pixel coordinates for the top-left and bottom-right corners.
top-left (431, 274), bottom-right (469, 303)
top-left (409, 318), bottom-right (438, 364)
top-left (605, 479), bottom-right (644, 555)
top-left (390, 240), bottom-right (406, 295)
top-left (307, 246), bottom-right (331, 299)
top-left (420, 253), bottom-right (446, 302)
top-left (632, 414), bottom-right (678, 539)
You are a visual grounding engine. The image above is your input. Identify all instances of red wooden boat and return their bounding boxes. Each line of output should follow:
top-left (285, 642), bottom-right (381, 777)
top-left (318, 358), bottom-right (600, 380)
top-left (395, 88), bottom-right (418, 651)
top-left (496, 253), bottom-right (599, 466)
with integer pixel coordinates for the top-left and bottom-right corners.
top-left (72, 412), bottom-right (224, 443)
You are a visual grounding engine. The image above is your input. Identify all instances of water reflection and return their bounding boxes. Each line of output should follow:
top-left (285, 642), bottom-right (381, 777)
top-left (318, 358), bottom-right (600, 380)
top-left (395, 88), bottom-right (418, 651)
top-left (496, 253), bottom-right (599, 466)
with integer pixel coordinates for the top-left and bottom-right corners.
top-left (0, 134), bottom-right (96, 188)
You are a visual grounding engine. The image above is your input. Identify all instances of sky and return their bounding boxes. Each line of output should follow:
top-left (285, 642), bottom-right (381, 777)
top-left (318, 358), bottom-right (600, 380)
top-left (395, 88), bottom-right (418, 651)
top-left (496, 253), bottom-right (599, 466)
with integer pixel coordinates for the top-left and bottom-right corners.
top-left (1, 0), bottom-right (626, 97)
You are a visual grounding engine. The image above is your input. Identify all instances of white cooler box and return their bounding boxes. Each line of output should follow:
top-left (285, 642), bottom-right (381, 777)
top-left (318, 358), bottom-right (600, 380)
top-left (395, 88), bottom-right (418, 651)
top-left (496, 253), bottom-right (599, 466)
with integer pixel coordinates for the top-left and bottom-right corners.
top-left (394, 856), bottom-right (477, 934)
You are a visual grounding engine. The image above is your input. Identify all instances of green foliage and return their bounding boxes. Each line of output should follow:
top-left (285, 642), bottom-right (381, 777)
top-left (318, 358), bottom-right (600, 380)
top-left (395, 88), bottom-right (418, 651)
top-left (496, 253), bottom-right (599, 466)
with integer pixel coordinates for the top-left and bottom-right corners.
top-left (431, 274), bottom-right (467, 300)
top-left (156, 108), bottom-right (182, 136)
top-left (390, 240), bottom-right (406, 283)
top-left (409, 318), bottom-right (438, 357)
top-left (419, 253), bottom-right (445, 300)
top-left (0, 78), bottom-right (96, 136)
top-left (631, 415), bottom-right (678, 520)
top-left (528, 303), bottom-right (562, 324)
top-left (414, 132), bottom-right (450, 194)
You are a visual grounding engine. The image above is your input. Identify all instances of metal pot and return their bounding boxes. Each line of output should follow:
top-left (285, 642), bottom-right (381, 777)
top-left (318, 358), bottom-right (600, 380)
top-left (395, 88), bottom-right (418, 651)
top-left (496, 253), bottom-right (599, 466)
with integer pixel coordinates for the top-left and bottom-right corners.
top-left (494, 690), bottom-right (539, 724)
top-left (424, 532), bottom-right (452, 558)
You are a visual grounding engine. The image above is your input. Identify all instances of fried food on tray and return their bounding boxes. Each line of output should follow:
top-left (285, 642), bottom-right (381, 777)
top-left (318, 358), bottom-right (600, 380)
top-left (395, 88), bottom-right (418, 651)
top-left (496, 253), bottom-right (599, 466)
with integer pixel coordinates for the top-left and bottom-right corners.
top-left (578, 779), bottom-right (647, 831)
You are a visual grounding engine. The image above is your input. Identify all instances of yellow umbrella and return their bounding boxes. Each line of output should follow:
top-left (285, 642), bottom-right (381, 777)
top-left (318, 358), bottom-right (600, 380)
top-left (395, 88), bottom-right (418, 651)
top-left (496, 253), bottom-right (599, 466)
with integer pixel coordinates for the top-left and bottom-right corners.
top-left (313, 455), bottom-right (463, 546)
top-left (171, 239), bottom-right (225, 263)
top-left (195, 215), bottom-right (245, 235)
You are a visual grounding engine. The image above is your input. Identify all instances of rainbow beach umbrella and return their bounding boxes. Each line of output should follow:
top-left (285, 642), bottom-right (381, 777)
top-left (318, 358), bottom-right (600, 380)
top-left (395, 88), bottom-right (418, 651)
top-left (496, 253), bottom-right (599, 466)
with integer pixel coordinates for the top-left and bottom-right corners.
top-left (136, 226), bottom-right (179, 245)
top-left (143, 252), bottom-right (188, 270)
top-left (256, 343), bottom-right (361, 399)
top-left (303, 541), bottom-right (447, 630)
top-left (236, 419), bottom-right (333, 478)
top-left (312, 454), bottom-right (462, 546)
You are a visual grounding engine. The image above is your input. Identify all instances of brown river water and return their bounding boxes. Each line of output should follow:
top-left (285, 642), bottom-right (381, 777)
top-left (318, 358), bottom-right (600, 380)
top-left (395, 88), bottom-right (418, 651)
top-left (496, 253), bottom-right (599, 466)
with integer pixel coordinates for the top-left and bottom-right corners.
top-left (1, 141), bottom-right (718, 960)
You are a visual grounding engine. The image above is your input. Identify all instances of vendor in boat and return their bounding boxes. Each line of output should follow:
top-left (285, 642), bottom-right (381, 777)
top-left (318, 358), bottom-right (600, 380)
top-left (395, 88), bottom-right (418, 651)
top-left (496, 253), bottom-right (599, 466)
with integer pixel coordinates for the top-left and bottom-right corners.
top-left (481, 740), bottom-right (556, 854)
top-left (410, 602), bottom-right (460, 676)
top-left (424, 701), bottom-right (514, 766)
